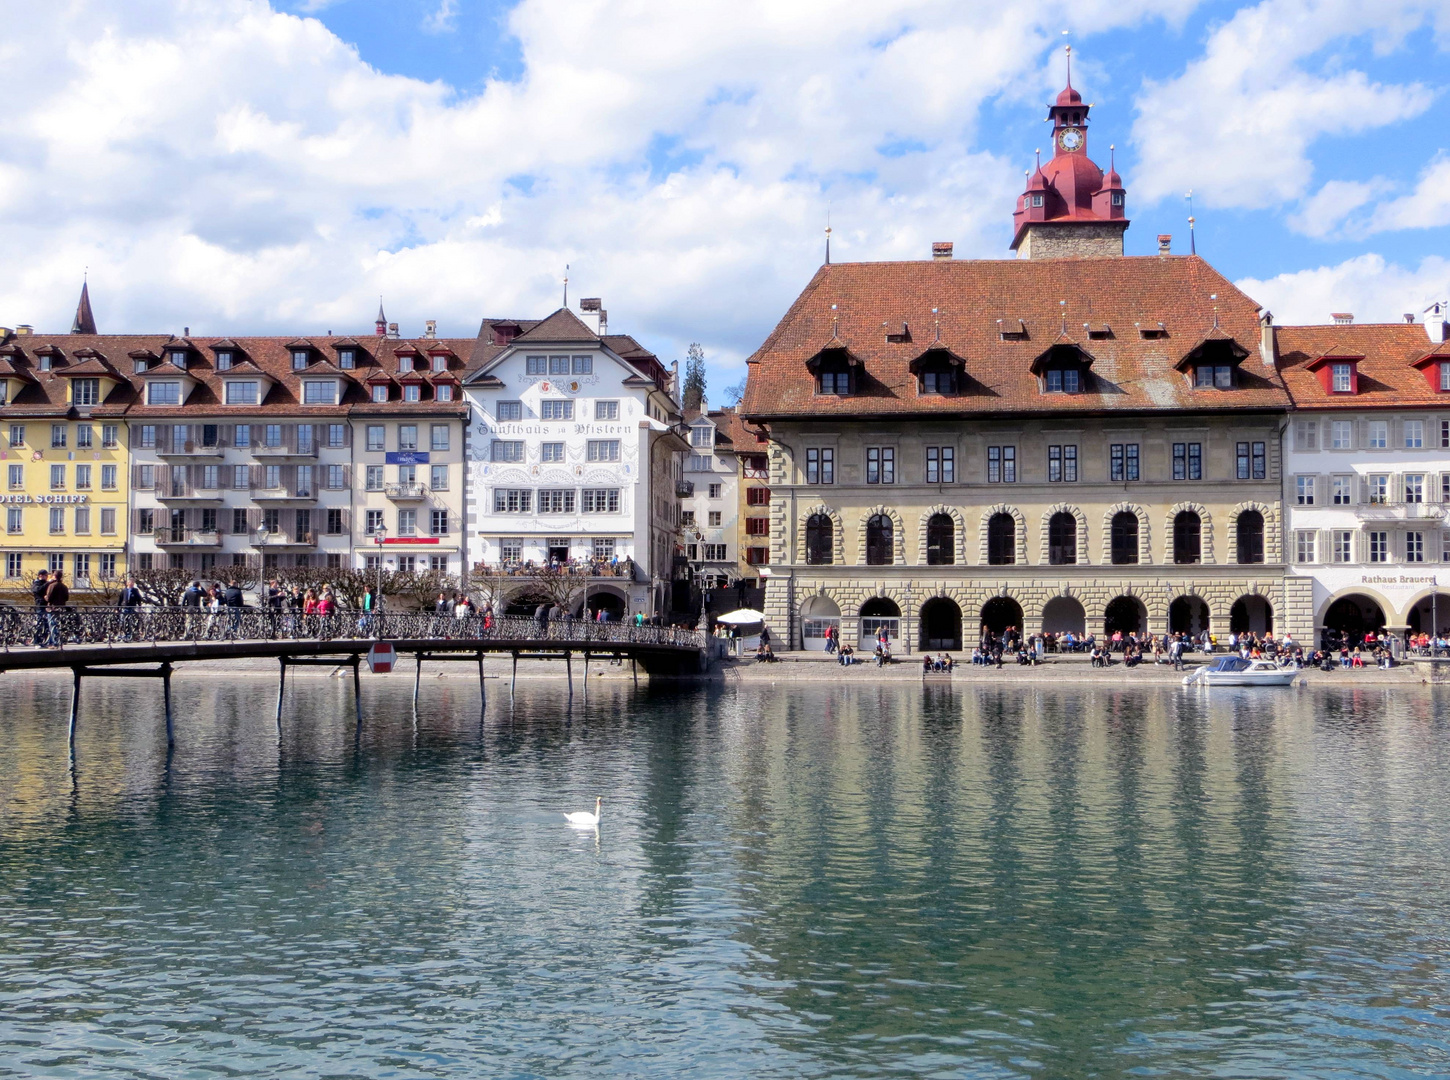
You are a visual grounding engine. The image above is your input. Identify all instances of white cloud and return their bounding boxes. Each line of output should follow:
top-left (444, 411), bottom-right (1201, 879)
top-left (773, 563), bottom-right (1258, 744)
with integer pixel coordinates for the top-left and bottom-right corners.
top-left (0, 0), bottom-right (1210, 381)
top-left (1237, 253), bottom-right (1450, 325)
top-left (1287, 177), bottom-right (1391, 237)
top-left (1363, 153), bottom-right (1450, 234)
top-left (1131, 0), bottom-right (1438, 210)
top-left (423, 0), bottom-right (458, 34)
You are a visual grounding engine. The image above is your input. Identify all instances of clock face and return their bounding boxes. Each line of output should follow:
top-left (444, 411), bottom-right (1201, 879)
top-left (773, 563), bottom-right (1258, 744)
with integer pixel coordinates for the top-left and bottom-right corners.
top-left (1058, 127), bottom-right (1083, 152)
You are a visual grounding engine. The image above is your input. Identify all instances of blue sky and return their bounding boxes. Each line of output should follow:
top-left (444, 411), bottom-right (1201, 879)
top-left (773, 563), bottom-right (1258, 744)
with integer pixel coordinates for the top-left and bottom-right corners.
top-left (3, 0), bottom-right (1450, 397)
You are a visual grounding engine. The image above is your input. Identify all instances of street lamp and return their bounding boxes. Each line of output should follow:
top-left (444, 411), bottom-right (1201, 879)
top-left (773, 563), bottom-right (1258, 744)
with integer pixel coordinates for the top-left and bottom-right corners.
top-left (372, 523), bottom-right (388, 623)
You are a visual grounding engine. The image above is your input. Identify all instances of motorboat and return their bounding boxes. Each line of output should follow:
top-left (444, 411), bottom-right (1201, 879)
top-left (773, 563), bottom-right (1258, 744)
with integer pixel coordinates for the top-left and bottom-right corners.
top-left (1183, 655), bottom-right (1298, 687)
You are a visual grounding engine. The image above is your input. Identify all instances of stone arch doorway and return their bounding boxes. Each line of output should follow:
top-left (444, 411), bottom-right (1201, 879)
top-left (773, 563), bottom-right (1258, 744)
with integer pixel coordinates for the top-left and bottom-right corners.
top-left (1104, 595), bottom-right (1147, 637)
top-left (1322, 594), bottom-right (1386, 647)
top-left (1229, 595), bottom-right (1273, 635)
top-left (1169, 595), bottom-right (1210, 636)
top-left (1407, 592), bottom-right (1450, 636)
top-left (800, 594), bottom-right (841, 652)
top-left (1041, 596), bottom-right (1086, 636)
top-left (504, 592), bottom-right (552, 617)
top-left (979, 596), bottom-right (1024, 638)
top-left (919, 597), bottom-right (962, 651)
top-left (583, 589), bottom-right (627, 620)
top-left (859, 596), bottom-right (901, 648)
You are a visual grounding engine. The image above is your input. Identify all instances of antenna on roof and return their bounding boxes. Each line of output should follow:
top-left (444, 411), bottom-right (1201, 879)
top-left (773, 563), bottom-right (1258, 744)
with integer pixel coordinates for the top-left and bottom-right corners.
top-left (824, 207), bottom-right (832, 265)
top-left (563, 264), bottom-right (569, 308)
top-left (1186, 190), bottom-right (1196, 255)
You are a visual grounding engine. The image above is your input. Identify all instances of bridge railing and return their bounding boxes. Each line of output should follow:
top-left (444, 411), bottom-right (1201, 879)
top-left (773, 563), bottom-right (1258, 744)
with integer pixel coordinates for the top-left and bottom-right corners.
top-left (0, 607), bottom-right (707, 652)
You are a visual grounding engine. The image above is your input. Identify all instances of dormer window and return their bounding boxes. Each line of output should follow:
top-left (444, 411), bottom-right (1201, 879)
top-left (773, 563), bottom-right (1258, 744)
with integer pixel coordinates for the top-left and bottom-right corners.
top-left (302, 379), bottom-right (338, 405)
top-left (920, 369), bottom-right (955, 395)
top-left (216, 350), bottom-right (233, 371)
top-left (1194, 364), bottom-right (1234, 389)
top-left (338, 349), bottom-right (355, 369)
top-left (1441, 361), bottom-right (1450, 392)
top-left (1030, 194), bottom-right (1044, 207)
top-left (435, 384), bottom-right (453, 402)
top-left (225, 380), bottom-right (259, 405)
top-left (1139, 326), bottom-right (1168, 340)
top-left (371, 384), bottom-right (388, 403)
top-left (430, 355), bottom-right (447, 373)
top-left (1111, 192), bottom-right (1124, 206)
top-left (818, 368), bottom-right (851, 395)
top-left (403, 384), bottom-right (421, 402)
top-left (38, 355), bottom-right (51, 372)
top-left (398, 356), bottom-right (414, 373)
top-left (1331, 362), bottom-right (1353, 393)
top-left (133, 358), bottom-right (148, 373)
top-left (169, 350), bottom-right (187, 368)
top-left (291, 349), bottom-right (308, 370)
top-left (147, 381), bottom-right (182, 406)
top-left (1044, 368), bottom-right (1080, 393)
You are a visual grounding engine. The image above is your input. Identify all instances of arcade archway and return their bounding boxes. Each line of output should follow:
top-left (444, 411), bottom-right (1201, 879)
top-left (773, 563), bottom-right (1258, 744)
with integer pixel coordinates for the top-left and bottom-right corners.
top-left (919, 597), bottom-right (962, 651)
top-left (1104, 595), bottom-right (1147, 637)
top-left (1169, 596), bottom-right (1210, 636)
top-left (859, 597), bottom-right (901, 648)
top-left (979, 596), bottom-right (1024, 638)
top-left (1322, 594), bottom-right (1386, 646)
top-left (1229, 595), bottom-right (1273, 635)
top-left (1040, 596), bottom-right (1086, 636)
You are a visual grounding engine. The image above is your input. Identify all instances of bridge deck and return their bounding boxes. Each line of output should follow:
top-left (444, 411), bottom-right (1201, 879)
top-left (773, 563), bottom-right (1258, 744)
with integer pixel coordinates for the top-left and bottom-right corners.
top-left (0, 610), bottom-right (709, 674)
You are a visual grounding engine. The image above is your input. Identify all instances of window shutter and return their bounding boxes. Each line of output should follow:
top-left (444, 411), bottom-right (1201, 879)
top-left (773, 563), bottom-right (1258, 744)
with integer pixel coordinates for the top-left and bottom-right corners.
top-left (1392, 530), bottom-right (1405, 561)
top-left (132, 508), bottom-right (147, 533)
top-left (156, 464), bottom-right (171, 491)
top-left (1316, 474), bottom-right (1328, 505)
top-left (250, 464), bottom-right (262, 490)
top-left (1390, 472), bottom-right (1403, 504)
top-left (1357, 418), bottom-right (1369, 449)
top-left (250, 424), bottom-right (263, 447)
top-left (1319, 528), bottom-right (1332, 564)
top-left (342, 464), bottom-right (352, 487)
top-left (281, 464), bottom-right (296, 492)
top-left (1354, 530), bottom-right (1367, 563)
top-left (246, 508), bottom-right (261, 533)
top-left (131, 464), bottom-right (146, 488)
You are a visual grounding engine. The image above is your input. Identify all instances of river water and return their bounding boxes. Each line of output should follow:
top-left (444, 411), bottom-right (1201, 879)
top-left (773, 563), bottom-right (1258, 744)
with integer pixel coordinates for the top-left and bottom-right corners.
top-left (0, 675), bottom-right (1447, 1078)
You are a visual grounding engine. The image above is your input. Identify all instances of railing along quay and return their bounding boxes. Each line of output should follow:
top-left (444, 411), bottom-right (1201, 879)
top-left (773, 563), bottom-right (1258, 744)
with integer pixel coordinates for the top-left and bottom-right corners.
top-left (0, 608), bottom-right (706, 654)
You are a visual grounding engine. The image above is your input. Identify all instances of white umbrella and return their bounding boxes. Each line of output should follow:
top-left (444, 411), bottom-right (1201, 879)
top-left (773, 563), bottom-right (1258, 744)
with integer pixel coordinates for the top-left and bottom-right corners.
top-left (715, 608), bottom-right (766, 625)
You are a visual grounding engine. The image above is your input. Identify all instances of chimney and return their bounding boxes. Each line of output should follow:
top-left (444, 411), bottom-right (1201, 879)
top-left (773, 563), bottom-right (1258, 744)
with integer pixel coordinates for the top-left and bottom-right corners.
top-left (16, 325), bottom-right (32, 335)
top-left (579, 297), bottom-right (604, 334)
top-left (1426, 302), bottom-right (1449, 343)
top-left (183, 326), bottom-right (190, 337)
top-left (1331, 312), bottom-right (1353, 325)
top-left (932, 242), bottom-right (953, 260)
top-left (424, 320), bottom-right (437, 339)
top-left (1259, 310), bottom-right (1275, 367)
top-left (1405, 313), bottom-right (1416, 323)
top-left (1157, 235), bottom-right (1172, 255)
top-left (670, 359), bottom-right (679, 402)
top-left (387, 322), bottom-right (399, 339)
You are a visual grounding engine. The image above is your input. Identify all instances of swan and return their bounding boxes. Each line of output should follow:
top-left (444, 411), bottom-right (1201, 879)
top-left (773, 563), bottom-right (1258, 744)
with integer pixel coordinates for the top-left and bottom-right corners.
top-left (564, 797), bottom-right (601, 828)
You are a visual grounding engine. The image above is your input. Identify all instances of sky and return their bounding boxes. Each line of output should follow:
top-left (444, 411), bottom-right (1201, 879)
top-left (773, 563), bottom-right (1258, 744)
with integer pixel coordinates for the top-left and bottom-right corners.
top-left (2, 0), bottom-right (1450, 398)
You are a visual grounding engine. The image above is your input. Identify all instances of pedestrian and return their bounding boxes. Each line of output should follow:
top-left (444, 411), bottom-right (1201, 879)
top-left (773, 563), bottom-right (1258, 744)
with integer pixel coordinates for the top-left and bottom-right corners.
top-left (359, 586), bottom-right (376, 636)
top-left (44, 570), bottom-right (69, 647)
top-left (223, 579), bottom-right (245, 636)
top-left (31, 569), bottom-right (50, 646)
top-left (117, 576), bottom-right (143, 641)
top-left (181, 579), bottom-right (204, 636)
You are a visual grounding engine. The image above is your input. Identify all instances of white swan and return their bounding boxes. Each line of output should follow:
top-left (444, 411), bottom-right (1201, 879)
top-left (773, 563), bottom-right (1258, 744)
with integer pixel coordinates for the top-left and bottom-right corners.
top-left (564, 797), bottom-right (601, 828)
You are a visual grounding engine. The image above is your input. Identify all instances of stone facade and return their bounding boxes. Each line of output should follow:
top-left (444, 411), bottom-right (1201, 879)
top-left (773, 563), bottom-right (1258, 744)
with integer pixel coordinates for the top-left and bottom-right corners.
top-left (1015, 221), bottom-right (1127, 260)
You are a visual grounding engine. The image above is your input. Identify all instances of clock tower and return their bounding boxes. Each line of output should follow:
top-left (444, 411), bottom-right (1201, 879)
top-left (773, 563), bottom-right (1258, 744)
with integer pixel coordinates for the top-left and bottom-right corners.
top-left (1011, 48), bottom-right (1129, 259)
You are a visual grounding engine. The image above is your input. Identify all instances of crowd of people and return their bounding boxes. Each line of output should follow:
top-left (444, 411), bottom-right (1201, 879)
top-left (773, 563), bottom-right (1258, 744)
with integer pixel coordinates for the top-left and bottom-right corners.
top-left (482, 556), bottom-right (636, 579)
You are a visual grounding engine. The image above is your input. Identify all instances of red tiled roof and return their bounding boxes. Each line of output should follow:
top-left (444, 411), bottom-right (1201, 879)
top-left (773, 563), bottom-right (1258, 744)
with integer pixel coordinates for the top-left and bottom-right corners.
top-left (740, 255), bottom-right (1290, 420)
top-left (511, 308), bottom-right (599, 343)
top-left (1277, 323), bottom-right (1450, 409)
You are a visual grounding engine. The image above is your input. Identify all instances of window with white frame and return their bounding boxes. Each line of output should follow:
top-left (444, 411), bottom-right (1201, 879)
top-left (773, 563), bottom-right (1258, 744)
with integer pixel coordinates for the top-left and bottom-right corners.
top-left (541, 400), bottom-right (573, 421)
top-left (493, 489), bottom-right (532, 513)
top-left (364, 509), bottom-right (384, 535)
top-left (595, 400), bottom-right (618, 420)
top-left (430, 509), bottom-right (449, 535)
top-left (1295, 420), bottom-right (1318, 449)
top-left (587, 440), bottom-right (620, 462)
top-left (1295, 530), bottom-right (1316, 563)
top-left (1368, 420), bottom-right (1387, 448)
top-left (1333, 530), bottom-right (1353, 563)
top-left (431, 425), bottom-right (450, 451)
top-left (1369, 531), bottom-right (1389, 563)
top-left (497, 401), bottom-right (523, 421)
top-left (1331, 363), bottom-right (1352, 392)
top-left (398, 426), bottom-right (417, 451)
top-left (591, 537), bottom-right (615, 559)
top-left (1368, 474), bottom-right (1389, 503)
top-left (1295, 476), bottom-right (1315, 505)
top-left (430, 464), bottom-right (448, 490)
top-left (691, 426), bottom-right (713, 448)
top-left (525, 356), bottom-right (547, 375)
top-left (1405, 419), bottom-right (1424, 448)
top-left (366, 425), bottom-right (385, 451)
top-left (148, 381), bottom-right (181, 405)
top-left (1332, 475), bottom-right (1352, 504)
top-left (302, 380), bottom-right (337, 405)
top-left (1406, 474), bottom-right (1425, 503)
top-left (581, 489), bottom-right (620, 513)
top-left (371, 385), bottom-right (388, 403)
top-left (396, 509), bottom-right (416, 537)
top-left (538, 490), bottom-right (575, 514)
top-left (708, 511), bottom-right (722, 526)
top-left (490, 440), bottom-right (524, 463)
top-left (708, 483), bottom-right (721, 499)
top-left (1406, 531), bottom-right (1425, 562)
top-left (1331, 420), bottom-right (1353, 449)
top-left (50, 464), bottom-right (65, 490)
top-left (366, 465), bottom-right (383, 490)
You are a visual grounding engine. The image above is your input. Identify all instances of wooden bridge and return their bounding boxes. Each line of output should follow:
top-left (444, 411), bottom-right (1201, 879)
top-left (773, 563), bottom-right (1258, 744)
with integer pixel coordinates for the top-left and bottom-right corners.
top-left (0, 608), bottom-right (713, 748)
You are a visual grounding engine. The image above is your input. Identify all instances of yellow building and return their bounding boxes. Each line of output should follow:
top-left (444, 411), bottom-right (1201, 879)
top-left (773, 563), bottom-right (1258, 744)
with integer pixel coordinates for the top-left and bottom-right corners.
top-left (0, 287), bottom-right (131, 594)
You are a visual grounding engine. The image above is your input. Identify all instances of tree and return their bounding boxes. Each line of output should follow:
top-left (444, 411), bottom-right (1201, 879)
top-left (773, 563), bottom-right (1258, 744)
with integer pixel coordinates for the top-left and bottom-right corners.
top-left (524, 566), bottom-right (583, 613)
top-left (722, 378), bottom-right (747, 406)
top-left (682, 342), bottom-right (706, 412)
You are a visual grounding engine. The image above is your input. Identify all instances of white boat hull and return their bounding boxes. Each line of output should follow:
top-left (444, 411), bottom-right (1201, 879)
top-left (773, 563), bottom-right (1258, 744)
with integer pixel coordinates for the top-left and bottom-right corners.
top-left (1184, 670), bottom-right (1298, 687)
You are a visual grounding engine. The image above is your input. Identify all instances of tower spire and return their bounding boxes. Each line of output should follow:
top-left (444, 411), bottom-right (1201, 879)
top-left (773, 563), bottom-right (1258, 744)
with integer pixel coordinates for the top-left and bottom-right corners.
top-left (1065, 43), bottom-right (1072, 89)
top-left (563, 264), bottom-right (569, 308)
top-left (71, 278), bottom-right (96, 335)
top-left (375, 297), bottom-right (387, 337)
top-left (824, 211), bottom-right (832, 265)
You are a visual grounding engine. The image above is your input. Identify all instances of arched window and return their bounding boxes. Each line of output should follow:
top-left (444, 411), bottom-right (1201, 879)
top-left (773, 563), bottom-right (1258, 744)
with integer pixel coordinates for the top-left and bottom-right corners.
top-left (1111, 511), bottom-right (1139, 565)
top-left (926, 513), bottom-right (954, 565)
top-left (1048, 511), bottom-right (1077, 565)
top-left (987, 512), bottom-right (1016, 566)
top-left (1174, 511), bottom-right (1202, 565)
top-left (866, 514), bottom-right (893, 565)
top-left (805, 514), bottom-right (833, 565)
top-left (1237, 510), bottom-right (1265, 564)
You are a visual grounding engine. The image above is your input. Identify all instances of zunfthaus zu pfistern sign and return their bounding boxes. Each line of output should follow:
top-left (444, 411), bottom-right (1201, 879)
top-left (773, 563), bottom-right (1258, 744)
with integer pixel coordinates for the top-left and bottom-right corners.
top-left (0, 493), bottom-right (89, 504)
top-left (482, 423), bottom-right (634, 438)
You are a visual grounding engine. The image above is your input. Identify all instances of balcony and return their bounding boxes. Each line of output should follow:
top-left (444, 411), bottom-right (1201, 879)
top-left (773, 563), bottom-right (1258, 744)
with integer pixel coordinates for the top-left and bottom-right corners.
top-left (251, 486), bottom-right (318, 504)
top-left (1355, 502), bottom-right (1450, 523)
top-left (154, 527), bottom-right (222, 549)
top-left (155, 485), bottom-right (224, 504)
top-left (254, 530), bottom-right (317, 549)
top-left (676, 480), bottom-right (695, 497)
top-left (252, 440), bottom-right (318, 459)
top-left (157, 440), bottom-right (225, 461)
top-left (384, 482), bottom-right (428, 501)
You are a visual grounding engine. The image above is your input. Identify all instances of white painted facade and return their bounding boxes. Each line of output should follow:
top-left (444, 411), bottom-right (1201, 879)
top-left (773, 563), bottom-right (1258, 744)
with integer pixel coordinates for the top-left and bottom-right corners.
top-left (681, 412), bottom-right (741, 587)
top-left (1285, 409), bottom-right (1450, 638)
top-left (462, 311), bottom-right (687, 615)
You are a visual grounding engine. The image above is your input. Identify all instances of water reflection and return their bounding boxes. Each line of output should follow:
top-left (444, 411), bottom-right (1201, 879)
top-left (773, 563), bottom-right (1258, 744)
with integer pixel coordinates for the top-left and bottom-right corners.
top-left (0, 675), bottom-right (1448, 1077)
